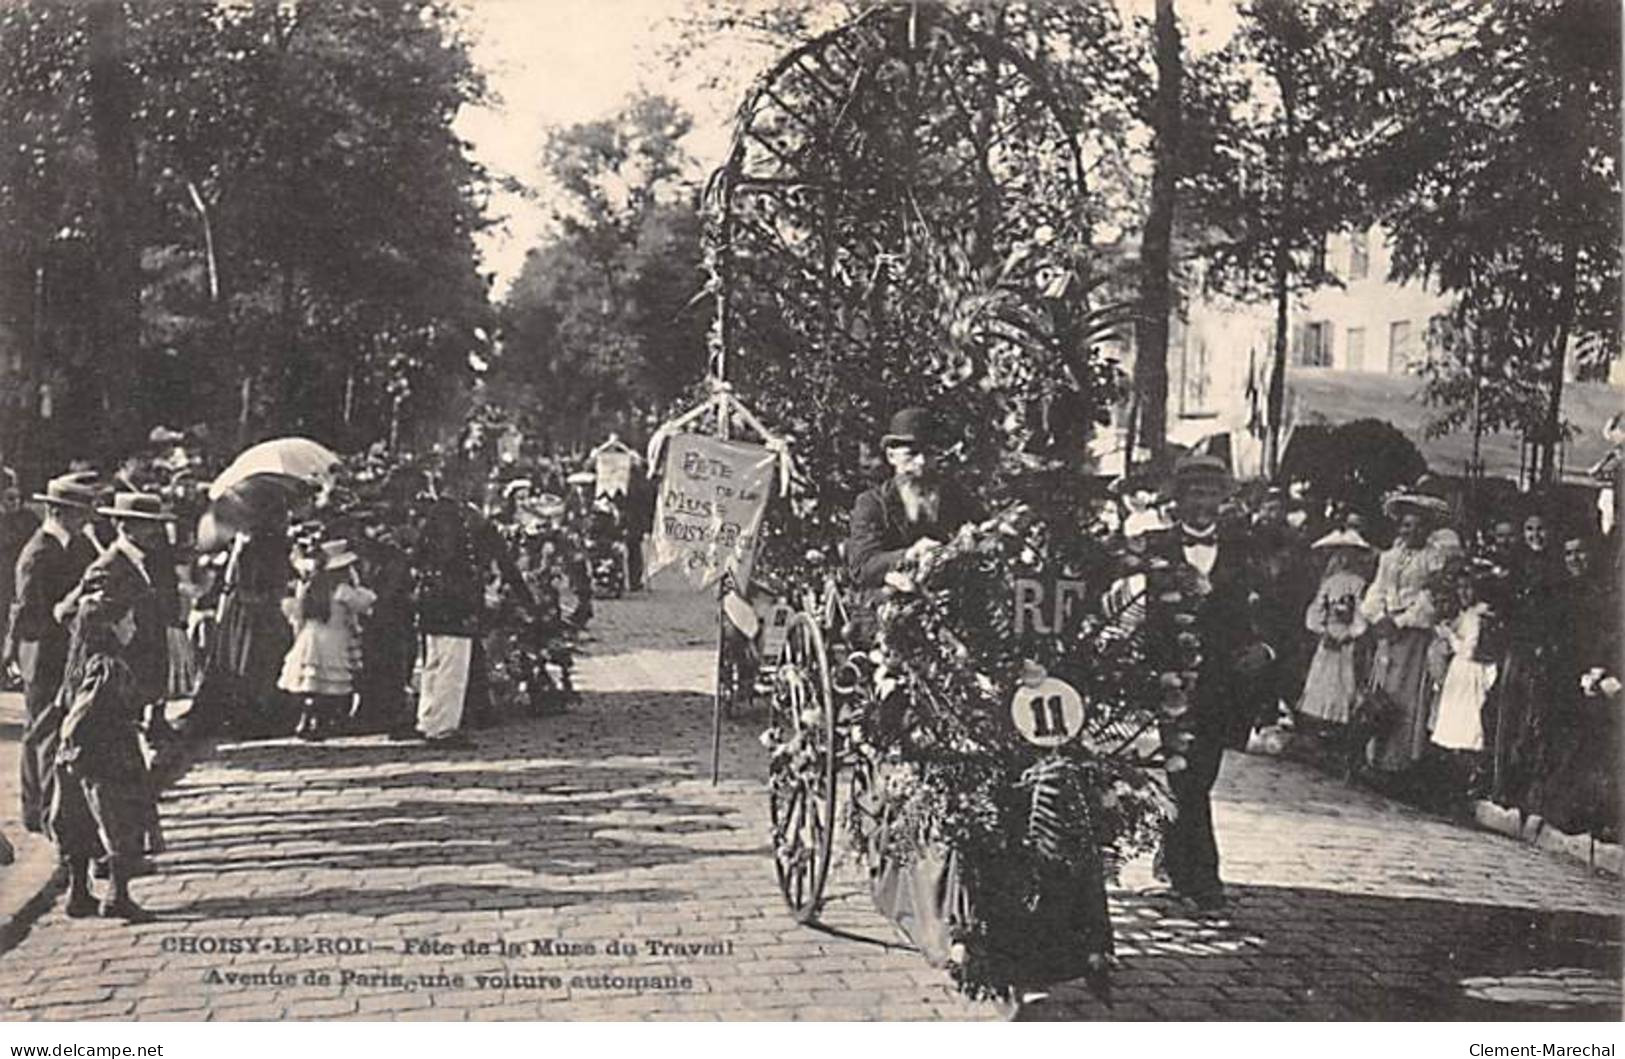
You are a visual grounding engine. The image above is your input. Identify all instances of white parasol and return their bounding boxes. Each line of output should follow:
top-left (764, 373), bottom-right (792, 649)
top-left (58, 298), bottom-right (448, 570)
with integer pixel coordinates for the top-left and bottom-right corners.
top-left (209, 437), bottom-right (341, 500)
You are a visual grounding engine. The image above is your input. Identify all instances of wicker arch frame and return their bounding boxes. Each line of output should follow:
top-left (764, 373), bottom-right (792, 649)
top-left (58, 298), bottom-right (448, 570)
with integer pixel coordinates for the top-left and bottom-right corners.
top-left (703, 2), bottom-right (1090, 554)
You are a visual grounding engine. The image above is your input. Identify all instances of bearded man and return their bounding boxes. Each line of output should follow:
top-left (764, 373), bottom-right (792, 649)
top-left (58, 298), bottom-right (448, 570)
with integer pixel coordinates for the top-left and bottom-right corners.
top-left (846, 407), bottom-right (984, 642)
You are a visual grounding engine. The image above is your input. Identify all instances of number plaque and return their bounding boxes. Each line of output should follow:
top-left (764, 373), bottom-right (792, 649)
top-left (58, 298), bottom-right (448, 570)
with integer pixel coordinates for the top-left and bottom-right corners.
top-left (1009, 676), bottom-right (1086, 747)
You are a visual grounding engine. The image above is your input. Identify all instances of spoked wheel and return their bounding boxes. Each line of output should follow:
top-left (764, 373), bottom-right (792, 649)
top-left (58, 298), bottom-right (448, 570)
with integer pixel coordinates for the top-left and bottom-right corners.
top-left (769, 612), bottom-right (838, 923)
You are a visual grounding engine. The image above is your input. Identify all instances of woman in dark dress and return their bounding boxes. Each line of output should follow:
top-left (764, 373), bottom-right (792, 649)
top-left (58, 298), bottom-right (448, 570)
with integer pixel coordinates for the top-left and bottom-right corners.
top-left (193, 521), bottom-right (294, 737)
top-left (47, 574), bottom-right (155, 922)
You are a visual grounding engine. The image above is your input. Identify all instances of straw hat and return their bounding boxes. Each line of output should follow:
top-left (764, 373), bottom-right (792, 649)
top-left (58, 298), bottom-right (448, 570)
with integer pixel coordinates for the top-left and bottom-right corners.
top-left (1382, 492), bottom-right (1450, 520)
top-left (1383, 473), bottom-right (1451, 521)
top-left (96, 491), bottom-right (176, 522)
top-left (1311, 528), bottom-right (1373, 551)
top-left (32, 472), bottom-right (100, 510)
top-left (293, 539), bottom-right (358, 575)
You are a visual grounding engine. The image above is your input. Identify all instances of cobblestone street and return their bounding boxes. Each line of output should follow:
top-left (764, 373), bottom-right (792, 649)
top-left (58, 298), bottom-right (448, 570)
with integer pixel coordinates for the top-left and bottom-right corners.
top-left (2, 590), bottom-right (1620, 1022)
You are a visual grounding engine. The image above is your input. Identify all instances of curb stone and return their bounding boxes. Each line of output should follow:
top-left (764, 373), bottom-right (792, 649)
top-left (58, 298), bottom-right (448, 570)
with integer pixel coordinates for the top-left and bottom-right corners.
top-left (1471, 798), bottom-right (1620, 880)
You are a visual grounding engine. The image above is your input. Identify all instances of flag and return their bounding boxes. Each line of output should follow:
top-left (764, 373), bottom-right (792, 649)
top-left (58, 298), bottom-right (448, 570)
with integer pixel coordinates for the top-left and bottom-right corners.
top-left (1244, 348), bottom-right (1264, 439)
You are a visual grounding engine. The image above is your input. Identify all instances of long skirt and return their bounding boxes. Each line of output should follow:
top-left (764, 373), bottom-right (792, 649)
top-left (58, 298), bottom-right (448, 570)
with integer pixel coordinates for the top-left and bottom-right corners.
top-left (1486, 643), bottom-right (1557, 807)
top-left (1367, 628), bottom-right (1435, 773)
top-left (1299, 642), bottom-right (1360, 725)
top-left (1536, 699), bottom-right (1620, 841)
top-left (200, 590), bottom-right (293, 734)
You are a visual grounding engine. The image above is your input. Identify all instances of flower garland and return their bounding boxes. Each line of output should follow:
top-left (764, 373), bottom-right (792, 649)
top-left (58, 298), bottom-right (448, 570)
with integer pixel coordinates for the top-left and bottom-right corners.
top-left (854, 503), bottom-right (1202, 998)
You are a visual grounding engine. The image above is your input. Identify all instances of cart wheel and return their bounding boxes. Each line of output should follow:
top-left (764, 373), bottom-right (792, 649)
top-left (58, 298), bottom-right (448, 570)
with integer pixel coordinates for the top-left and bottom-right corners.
top-left (769, 612), bottom-right (837, 923)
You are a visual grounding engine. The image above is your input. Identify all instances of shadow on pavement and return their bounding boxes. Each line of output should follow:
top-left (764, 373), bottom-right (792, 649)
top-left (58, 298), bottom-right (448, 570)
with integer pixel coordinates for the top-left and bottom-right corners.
top-left (145, 691), bottom-right (774, 921)
top-left (1017, 884), bottom-right (1622, 1021)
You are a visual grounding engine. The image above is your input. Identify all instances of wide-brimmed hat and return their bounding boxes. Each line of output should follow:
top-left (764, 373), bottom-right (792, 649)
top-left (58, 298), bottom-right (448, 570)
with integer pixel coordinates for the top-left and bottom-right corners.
top-left (1382, 492), bottom-right (1450, 521)
top-left (97, 491), bottom-right (175, 522)
top-left (565, 470), bottom-right (596, 486)
top-left (881, 406), bottom-right (941, 448)
top-left (501, 478), bottom-right (534, 501)
top-left (293, 538), bottom-right (358, 575)
top-left (32, 472), bottom-right (100, 510)
top-left (1311, 528), bottom-right (1373, 551)
top-left (532, 493), bottom-right (566, 519)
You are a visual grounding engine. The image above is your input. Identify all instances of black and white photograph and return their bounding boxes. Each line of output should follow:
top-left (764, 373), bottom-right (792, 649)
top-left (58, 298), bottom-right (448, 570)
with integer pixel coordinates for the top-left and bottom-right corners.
top-left (0, 0), bottom-right (1621, 1031)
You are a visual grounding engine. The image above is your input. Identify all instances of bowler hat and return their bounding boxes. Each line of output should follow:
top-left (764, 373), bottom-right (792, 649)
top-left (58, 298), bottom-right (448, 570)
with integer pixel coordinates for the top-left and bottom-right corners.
top-left (97, 491), bottom-right (175, 522)
top-left (32, 472), bottom-right (100, 510)
top-left (1169, 454), bottom-right (1232, 496)
top-left (881, 407), bottom-right (940, 448)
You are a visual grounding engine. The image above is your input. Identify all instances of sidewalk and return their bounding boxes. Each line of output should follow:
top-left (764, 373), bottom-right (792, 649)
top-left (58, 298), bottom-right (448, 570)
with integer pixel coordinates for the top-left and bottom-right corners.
top-left (0, 692), bottom-right (62, 954)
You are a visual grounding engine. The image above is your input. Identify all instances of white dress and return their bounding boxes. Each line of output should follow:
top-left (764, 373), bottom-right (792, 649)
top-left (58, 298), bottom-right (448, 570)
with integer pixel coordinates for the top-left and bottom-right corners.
top-left (1430, 603), bottom-right (1496, 752)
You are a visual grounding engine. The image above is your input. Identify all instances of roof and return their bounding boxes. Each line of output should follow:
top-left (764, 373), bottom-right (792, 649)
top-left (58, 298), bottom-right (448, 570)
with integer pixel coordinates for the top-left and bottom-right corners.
top-left (1279, 368), bottom-right (1622, 484)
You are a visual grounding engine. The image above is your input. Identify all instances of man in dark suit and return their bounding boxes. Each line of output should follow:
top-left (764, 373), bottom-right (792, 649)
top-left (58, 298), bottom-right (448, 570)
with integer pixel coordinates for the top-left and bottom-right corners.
top-left (846, 407), bottom-right (985, 641)
top-left (1146, 456), bottom-right (1273, 911)
top-left (11, 472), bottom-right (100, 831)
top-left (0, 468), bottom-right (41, 683)
top-left (70, 493), bottom-right (179, 738)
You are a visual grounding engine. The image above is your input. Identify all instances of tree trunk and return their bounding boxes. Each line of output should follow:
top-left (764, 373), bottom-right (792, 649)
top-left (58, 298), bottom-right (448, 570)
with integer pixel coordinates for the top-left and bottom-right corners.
top-left (1265, 55), bottom-right (1300, 480)
top-left (277, 260), bottom-right (300, 433)
top-left (1134, 0), bottom-right (1182, 474)
top-left (87, 0), bottom-right (144, 459)
top-left (1537, 235), bottom-right (1581, 485)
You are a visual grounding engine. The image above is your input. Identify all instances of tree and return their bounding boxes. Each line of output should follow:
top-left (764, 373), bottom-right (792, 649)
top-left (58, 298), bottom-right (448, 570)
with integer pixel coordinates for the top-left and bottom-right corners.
top-left (0, 0), bottom-right (496, 475)
top-left (1130, 0), bottom-right (1182, 474)
top-left (1182, 0), bottom-right (1398, 477)
top-left (1281, 417), bottom-right (1426, 523)
top-left (1377, 0), bottom-right (1621, 484)
top-left (493, 94), bottom-right (710, 451)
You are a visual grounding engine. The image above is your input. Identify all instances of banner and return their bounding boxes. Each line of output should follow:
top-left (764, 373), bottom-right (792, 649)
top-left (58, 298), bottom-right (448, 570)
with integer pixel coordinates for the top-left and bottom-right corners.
top-left (595, 449), bottom-right (634, 498)
top-left (649, 434), bottom-right (775, 589)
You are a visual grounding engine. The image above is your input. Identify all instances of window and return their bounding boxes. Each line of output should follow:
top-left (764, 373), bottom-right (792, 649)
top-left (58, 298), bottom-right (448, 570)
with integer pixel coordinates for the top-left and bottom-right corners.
top-left (1349, 230), bottom-right (1370, 281)
top-left (1299, 321), bottom-right (1332, 366)
top-left (1388, 320), bottom-right (1413, 372)
top-left (1346, 326), bottom-right (1366, 371)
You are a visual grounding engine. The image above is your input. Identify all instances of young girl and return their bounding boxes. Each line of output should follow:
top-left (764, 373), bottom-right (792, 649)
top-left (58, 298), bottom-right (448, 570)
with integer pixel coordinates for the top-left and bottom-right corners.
top-left (1430, 568), bottom-right (1498, 756)
top-left (49, 572), bottom-right (154, 922)
top-left (278, 540), bottom-right (375, 741)
top-left (1297, 529), bottom-right (1373, 730)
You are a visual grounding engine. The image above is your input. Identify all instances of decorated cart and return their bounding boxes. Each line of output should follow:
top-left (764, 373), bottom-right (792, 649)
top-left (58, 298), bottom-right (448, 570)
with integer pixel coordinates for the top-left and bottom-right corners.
top-left (651, 3), bottom-right (1205, 1003)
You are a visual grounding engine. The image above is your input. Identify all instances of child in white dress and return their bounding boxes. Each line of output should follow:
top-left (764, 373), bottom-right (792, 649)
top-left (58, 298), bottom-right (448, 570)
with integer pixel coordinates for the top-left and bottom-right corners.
top-left (1430, 575), bottom-right (1497, 752)
top-left (1297, 529), bottom-right (1373, 728)
top-left (279, 540), bottom-right (375, 741)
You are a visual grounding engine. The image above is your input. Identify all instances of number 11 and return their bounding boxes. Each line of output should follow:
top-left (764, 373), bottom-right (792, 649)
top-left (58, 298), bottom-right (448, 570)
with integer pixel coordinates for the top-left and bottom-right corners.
top-left (1028, 695), bottom-right (1066, 737)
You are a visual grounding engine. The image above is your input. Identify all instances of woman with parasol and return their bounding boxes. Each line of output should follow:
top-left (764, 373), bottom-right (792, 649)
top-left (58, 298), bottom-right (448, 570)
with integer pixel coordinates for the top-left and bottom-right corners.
top-left (184, 439), bottom-right (339, 737)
